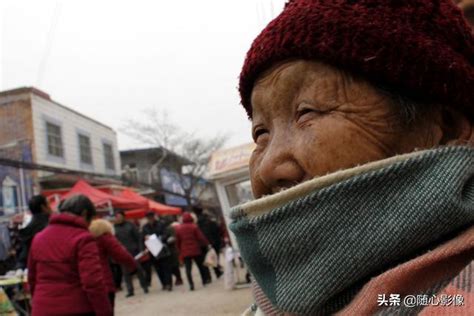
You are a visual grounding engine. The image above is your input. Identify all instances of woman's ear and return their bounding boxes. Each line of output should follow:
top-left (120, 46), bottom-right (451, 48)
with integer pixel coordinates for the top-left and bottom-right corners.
top-left (440, 107), bottom-right (473, 146)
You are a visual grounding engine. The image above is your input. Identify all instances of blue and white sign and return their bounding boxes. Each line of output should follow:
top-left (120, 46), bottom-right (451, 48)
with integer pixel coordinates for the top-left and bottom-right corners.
top-left (160, 169), bottom-right (201, 206)
top-left (2, 176), bottom-right (18, 215)
top-left (160, 169), bottom-right (188, 206)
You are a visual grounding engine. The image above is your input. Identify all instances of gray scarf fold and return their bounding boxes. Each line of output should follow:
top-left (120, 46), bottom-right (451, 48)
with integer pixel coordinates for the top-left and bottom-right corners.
top-left (230, 146), bottom-right (474, 315)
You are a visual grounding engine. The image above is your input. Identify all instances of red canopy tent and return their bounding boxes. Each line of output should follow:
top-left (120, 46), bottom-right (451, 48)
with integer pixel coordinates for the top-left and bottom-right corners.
top-left (119, 189), bottom-right (182, 218)
top-left (56, 180), bottom-right (147, 210)
top-left (121, 208), bottom-right (148, 220)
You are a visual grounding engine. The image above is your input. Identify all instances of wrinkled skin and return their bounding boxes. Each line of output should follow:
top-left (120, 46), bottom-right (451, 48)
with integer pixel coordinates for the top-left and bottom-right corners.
top-left (249, 60), bottom-right (473, 198)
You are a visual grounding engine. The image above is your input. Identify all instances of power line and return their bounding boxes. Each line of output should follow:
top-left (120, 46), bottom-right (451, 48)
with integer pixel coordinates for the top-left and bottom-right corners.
top-left (0, 157), bottom-right (121, 180)
top-left (0, 157), bottom-right (196, 200)
top-left (36, 1), bottom-right (62, 87)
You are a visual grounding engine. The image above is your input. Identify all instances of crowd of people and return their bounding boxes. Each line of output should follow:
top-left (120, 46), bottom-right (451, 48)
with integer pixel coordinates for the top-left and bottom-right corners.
top-left (0, 194), bottom-right (228, 315)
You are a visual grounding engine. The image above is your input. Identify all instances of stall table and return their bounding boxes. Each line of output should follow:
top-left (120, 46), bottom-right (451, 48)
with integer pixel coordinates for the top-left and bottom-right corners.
top-left (0, 275), bottom-right (30, 316)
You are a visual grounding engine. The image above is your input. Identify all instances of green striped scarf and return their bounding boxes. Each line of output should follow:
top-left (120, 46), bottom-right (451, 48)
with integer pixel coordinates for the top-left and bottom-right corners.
top-left (230, 146), bottom-right (474, 315)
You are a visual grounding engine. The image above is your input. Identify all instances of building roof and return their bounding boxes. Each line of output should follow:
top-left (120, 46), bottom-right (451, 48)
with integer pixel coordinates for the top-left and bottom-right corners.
top-left (120, 147), bottom-right (192, 165)
top-left (0, 87), bottom-right (115, 132)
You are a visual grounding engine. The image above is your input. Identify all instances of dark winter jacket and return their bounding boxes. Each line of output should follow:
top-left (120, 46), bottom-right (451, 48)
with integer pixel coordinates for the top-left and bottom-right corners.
top-left (114, 220), bottom-right (141, 256)
top-left (17, 213), bottom-right (49, 268)
top-left (28, 213), bottom-right (112, 316)
top-left (142, 220), bottom-right (171, 259)
top-left (175, 213), bottom-right (209, 258)
top-left (90, 219), bottom-right (137, 293)
top-left (197, 215), bottom-right (222, 250)
top-left (166, 224), bottom-right (180, 268)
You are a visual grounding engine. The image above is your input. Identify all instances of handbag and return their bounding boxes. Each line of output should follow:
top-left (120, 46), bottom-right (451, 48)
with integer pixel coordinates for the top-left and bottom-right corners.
top-left (204, 248), bottom-right (218, 268)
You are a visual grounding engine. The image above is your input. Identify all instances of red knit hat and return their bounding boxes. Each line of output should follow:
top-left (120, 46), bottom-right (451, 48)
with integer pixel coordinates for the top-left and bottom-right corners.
top-left (239, 0), bottom-right (474, 119)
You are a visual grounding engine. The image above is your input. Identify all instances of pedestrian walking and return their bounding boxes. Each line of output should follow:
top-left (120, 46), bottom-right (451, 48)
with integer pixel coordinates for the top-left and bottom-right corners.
top-left (142, 212), bottom-right (173, 291)
top-left (164, 216), bottom-right (183, 286)
top-left (17, 195), bottom-right (52, 269)
top-left (89, 218), bottom-right (137, 310)
top-left (114, 211), bottom-right (148, 297)
top-left (28, 195), bottom-right (112, 316)
top-left (197, 211), bottom-right (223, 279)
top-left (175, 212), bottom-right (210, 291)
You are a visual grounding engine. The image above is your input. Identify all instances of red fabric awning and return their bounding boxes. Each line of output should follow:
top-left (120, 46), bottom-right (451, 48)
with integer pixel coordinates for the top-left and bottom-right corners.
top-left (59, 180), bottom-right (147, 210)
top-left (123, 209), bottom-right (148, 220)
top-left (120, 189), bottom-right (182, 216)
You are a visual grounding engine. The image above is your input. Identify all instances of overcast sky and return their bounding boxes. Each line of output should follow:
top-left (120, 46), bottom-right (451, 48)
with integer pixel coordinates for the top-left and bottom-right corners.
top-left (1, 0), bottom-right (286, 150)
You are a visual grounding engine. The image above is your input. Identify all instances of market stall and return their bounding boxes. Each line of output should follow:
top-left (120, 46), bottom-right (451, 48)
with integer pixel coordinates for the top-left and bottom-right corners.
top-left (0, 272), bottom-right (29, 316)
top-left (118, 189), bottom-right (182, 219)
top-left (43, 180), bottom-right (181, 219)
top-left (45, 180), bottom-right (148, 213)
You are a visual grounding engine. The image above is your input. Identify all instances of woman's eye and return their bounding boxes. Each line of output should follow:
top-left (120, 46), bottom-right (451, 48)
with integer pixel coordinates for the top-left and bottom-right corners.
top-left (296, 106), bottom-right (328, 122)
top-left (299, 108), bottom-right (313, 116)
top-left (253, 128), bottom-right (269, 142)
top-left (296, 108), bottom-right (316, 121)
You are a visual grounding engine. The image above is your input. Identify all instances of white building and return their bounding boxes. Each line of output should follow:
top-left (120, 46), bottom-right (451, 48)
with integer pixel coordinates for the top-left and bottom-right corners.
top-left (0, 87), bottom-right (120, 216)
top-left (30, 90), bottom-right (120, 177)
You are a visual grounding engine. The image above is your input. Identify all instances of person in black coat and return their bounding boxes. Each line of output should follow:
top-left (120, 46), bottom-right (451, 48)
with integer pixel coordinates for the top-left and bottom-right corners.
top-left (114, 211), bottom-right (148, 297)
top-left (141, 212), bottom-right (173, 291)
top-left (17, 195), bottom-right (52, 269)
top-left (163, 216), bottom-right (183, 286)
top-left (196, 211), bottom-right (223, 280)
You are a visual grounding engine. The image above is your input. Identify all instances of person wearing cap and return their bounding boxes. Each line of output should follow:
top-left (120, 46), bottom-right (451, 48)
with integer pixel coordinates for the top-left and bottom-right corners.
top-left (230, 1), bottom-right (474, 315)
top-left (141, 211), bottom-right (174, 291)
top-left (28, 195), bottom-right (112, 316)
top-left (175, 212), bottom-right (211, 291)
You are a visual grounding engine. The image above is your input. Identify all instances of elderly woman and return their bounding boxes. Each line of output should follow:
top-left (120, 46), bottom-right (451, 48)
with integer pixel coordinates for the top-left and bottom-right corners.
top-left (28, 195), bottom-right (112, 316)
top-left (230, 1), bottom-right (474, 315)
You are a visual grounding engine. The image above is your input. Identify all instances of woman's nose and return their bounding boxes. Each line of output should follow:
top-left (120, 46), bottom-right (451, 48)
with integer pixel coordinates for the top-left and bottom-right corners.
top-left (258, 141), bottom-right (306, 193)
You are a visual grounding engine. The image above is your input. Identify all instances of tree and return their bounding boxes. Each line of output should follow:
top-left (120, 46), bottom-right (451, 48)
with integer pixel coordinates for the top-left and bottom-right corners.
top-left (121, 108), bottom-right (228, 210)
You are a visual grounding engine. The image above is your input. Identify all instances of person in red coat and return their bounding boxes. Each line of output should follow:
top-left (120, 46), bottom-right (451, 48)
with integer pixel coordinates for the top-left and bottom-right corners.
top-left (175, 212), bottom-right (210, 291)
top-left (28, 195), bottom-right (112, 316)
top-left (89, 218), bottom-right (137, 310)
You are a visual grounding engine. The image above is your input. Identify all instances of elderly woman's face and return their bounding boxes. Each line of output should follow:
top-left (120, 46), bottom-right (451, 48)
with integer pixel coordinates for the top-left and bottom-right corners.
top-left (249, 61), bottom-right (443, 198)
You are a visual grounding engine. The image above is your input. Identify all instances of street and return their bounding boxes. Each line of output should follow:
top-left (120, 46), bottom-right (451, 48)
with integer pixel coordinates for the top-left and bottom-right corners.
top-left (115, 268), bottom-right (252, 316)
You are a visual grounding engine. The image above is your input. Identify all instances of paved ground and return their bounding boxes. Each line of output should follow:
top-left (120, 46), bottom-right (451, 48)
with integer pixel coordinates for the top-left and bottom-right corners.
top-left (115, 268), bottom-right (252, 316)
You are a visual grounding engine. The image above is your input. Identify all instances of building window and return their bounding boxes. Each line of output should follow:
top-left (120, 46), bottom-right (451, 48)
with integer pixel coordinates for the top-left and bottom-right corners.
top-left (78, 134), bottom-right (93, 165)
top-left (46, 122), bottom-right (64, 158)
top-left (103, 143), bottom-right (115, 171)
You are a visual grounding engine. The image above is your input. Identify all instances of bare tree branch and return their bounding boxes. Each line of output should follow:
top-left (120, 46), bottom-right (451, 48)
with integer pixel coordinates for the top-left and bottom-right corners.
top-left (121, 107), bottom-right (229, 209)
